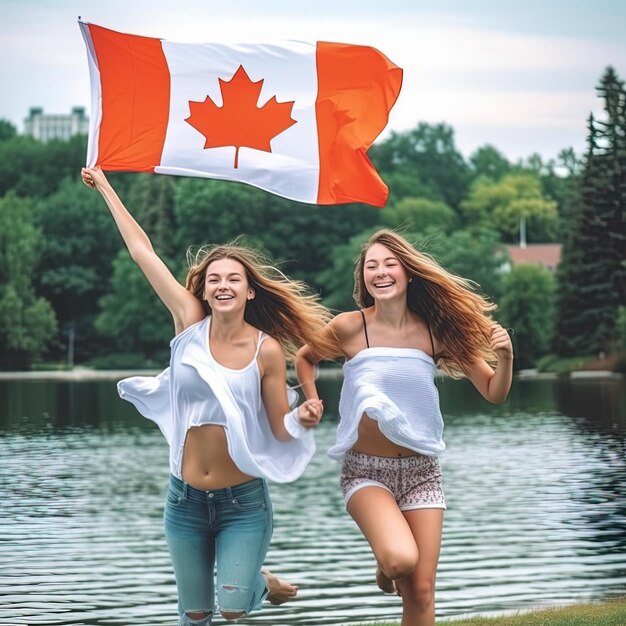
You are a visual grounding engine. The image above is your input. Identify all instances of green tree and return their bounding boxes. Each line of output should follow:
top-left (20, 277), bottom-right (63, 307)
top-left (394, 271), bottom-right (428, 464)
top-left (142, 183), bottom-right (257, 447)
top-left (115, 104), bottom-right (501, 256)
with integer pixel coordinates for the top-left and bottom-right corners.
top-left (539, 149), bottom-right (583, 242)
top-left (380, 170), bottom-right (442, 207)
top-left (425, 227), bottom-right (505, 301)
top-left (95, 251), bottom-right (173, 361)
top-left (0, 119), bottom-right (17, 142)
top-left (34, 178), bottom-right (119, 362)
top-left (0, 136), bottom-right (43, 197)
top-left (469, 145), bottom-right (511, 181)
top-left (174, 177), bottom-right (380, 291)
top-left (0, 134), bottom-right (87, 198)
top-left (383, 197), bottom-right (458, 233)
top-left (499, 264), bottom-right (556, 369)
top-left (553, 67), bottom-right (626, 356)
top-left (174, 178), bottom-right (270, 251)
top-left (257, 199), bottom-right (380, 291)
top-left (127, 174), bottom-right (177, 258)
top-left (519, 152), bottom-right (549, 175)
top-left (370, 122), bottom-right (470, 209)
top-left (461, 173), bottom-right (558, 242)
top-left (0, 193), bottom-right (57, 368)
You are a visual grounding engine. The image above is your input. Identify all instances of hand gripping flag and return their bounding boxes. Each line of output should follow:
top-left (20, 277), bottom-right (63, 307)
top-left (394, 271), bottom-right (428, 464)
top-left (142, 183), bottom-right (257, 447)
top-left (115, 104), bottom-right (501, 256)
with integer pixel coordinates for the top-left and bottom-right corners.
top-left (79, 21), bottom-right (402, 207)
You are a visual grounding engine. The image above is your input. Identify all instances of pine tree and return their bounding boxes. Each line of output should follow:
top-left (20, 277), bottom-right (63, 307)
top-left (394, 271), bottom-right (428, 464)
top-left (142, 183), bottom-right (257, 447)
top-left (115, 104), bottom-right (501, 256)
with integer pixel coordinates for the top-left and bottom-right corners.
top-left (553, 67), bottom-right (626, 356)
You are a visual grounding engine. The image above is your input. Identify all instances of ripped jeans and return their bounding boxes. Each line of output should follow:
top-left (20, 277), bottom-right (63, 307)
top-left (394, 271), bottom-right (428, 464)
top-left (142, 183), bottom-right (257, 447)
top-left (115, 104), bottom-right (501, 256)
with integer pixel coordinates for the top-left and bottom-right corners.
top-left (164, 475), bottom-right (272, 625)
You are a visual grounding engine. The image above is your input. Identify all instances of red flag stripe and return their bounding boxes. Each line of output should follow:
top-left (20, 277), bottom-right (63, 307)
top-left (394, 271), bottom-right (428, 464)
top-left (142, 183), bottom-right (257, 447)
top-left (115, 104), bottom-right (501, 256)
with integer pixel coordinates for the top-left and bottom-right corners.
top-left (315, 42), bottom-right (403, 208)
top-left (88, 24), bottom-right (170, 172)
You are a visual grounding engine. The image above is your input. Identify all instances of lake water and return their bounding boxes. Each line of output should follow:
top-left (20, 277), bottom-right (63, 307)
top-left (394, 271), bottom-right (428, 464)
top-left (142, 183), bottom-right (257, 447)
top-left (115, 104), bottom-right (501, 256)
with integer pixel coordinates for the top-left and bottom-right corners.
top-left (1, 375), bottom-right (625, 625)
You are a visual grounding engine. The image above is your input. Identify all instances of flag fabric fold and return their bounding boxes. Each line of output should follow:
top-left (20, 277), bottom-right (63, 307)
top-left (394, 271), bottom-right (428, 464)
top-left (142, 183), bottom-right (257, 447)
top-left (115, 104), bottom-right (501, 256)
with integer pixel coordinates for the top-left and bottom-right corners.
top-left (79, 21), bottom-right (403, 207)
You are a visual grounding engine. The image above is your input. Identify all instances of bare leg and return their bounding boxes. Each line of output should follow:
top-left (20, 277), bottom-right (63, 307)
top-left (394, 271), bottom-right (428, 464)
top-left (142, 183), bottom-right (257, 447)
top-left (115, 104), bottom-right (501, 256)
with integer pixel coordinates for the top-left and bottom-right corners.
top-left (261, 568), bottom-right (298, 605)
top-left (347, 487), bottom-right (419, 587)
top-left (395, 508), bottom-right (444, 626)
top-left (348, 486), bottom-right (443, 626)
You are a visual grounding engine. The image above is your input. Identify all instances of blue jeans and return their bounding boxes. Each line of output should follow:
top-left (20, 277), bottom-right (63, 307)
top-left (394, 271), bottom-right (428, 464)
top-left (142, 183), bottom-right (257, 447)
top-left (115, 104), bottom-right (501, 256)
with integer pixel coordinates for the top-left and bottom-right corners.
top-left (164, 475), bottom-right (272, 625)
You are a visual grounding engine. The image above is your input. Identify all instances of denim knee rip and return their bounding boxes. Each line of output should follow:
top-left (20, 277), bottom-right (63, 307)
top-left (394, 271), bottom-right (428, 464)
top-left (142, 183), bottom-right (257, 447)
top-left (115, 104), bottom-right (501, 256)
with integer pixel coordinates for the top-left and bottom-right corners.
top-left (180, 609), bottom-right (213, 626)
top-left (219, 583), bottom-right (252, 615)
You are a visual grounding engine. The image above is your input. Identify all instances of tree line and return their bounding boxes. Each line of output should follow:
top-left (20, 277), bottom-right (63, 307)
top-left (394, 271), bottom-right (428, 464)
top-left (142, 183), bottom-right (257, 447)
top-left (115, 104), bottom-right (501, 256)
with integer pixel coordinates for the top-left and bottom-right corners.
top-left (0, 67), bottom-right (624, 371)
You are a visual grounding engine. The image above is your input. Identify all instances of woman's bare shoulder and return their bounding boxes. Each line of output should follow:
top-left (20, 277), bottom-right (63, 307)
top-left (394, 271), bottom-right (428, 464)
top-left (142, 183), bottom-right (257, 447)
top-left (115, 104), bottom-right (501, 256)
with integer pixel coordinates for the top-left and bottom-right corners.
top-left (329, 310), bottom-right (365, 340)
top-left (258, 333), bottom-right (283, 358)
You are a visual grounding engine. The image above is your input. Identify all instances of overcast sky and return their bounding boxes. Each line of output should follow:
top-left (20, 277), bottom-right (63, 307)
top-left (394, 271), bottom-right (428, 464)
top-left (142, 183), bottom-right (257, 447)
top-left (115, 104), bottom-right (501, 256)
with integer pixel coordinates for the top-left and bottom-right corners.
top-left (1, 0), bottom-right (625, 161)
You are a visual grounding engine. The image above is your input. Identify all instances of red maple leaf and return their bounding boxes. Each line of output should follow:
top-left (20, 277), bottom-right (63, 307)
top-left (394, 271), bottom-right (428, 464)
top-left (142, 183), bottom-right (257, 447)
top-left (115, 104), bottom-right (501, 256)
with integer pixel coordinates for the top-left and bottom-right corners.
top-left (185, 65), bottom-right (297, 168)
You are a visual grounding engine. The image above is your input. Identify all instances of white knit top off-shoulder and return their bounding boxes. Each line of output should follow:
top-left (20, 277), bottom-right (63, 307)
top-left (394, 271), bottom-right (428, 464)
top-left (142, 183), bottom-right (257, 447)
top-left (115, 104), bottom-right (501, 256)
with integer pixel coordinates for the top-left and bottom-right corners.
top-left (328, 347), bottom-right (445, 461)
top-left (117, 317), bottom-right (314, 483)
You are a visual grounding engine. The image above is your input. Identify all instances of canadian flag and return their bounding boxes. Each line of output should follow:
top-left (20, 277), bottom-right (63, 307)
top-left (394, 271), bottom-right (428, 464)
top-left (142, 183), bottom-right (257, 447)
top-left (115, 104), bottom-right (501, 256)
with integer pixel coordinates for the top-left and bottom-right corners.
top-left (79, 21), bottom-right (402, 207)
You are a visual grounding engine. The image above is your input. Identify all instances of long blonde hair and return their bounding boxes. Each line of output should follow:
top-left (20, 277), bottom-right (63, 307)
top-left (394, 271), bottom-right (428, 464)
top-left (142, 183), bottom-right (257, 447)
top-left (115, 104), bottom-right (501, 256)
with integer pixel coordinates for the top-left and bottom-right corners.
top-left (186, 243), bottom-right (336, 361)
top-left (354, 229), bottom-right (497, 377)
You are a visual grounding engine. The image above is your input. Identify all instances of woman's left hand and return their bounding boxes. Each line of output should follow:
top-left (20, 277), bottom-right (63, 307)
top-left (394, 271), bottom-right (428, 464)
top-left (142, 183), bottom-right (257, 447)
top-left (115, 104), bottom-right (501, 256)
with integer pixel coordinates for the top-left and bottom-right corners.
top-left (298, 398), bottom-right (324, 428)
top-left (491, 324), bottom-right (514, 361)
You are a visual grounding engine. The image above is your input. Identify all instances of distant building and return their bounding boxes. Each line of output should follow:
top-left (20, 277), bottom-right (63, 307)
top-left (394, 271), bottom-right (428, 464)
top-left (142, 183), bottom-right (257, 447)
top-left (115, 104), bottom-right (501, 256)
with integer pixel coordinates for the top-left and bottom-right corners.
top-left (23, 106), bottom-right (89, 142)
top-left (502, 243), bottom-right (562, 273)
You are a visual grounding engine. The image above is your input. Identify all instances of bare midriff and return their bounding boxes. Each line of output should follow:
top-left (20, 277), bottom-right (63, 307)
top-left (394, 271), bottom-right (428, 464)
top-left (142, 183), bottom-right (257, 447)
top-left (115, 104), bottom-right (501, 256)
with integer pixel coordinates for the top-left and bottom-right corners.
top-left (181, 424), bottom-right (255, 490)
top-left (351, 413), bottom-right (418, 458)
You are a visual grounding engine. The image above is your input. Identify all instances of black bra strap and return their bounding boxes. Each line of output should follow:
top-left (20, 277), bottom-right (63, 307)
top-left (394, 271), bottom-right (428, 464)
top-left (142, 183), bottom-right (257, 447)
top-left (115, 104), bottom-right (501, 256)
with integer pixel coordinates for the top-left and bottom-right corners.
top-left (360, 309), bottom-right (436, 357)
top-left (360, 310), bottom-right (370, 348)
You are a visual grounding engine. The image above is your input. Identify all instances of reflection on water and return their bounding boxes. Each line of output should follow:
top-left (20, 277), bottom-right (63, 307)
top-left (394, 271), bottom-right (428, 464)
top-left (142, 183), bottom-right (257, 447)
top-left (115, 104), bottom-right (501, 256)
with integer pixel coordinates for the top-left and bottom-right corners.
top-left (0, 376), bottom-right (625, 625)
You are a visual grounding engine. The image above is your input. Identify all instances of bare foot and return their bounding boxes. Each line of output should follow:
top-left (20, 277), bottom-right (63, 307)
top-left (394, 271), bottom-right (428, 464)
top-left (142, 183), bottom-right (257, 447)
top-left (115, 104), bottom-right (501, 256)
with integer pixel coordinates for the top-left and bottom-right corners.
top-left (261, 568), bottom-right (298, 605)
top-left (376, 566), bottom-right (395, 594)
top-left (376, 566), bottom-right (400, 595)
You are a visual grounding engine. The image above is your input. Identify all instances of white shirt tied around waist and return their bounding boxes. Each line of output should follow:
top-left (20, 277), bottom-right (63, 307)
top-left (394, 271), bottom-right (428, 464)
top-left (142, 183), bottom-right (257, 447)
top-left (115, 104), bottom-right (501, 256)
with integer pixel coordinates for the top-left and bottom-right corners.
top-left (117, 316), bottom-right (315, 483)
top-left (328, 347), bottom-right (445, 461)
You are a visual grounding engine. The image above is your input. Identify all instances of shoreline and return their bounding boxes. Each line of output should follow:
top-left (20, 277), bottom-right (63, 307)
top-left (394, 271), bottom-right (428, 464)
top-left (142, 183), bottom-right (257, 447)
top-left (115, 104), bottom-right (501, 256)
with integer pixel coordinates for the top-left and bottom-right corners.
top-left (0, 367), bottom-right (347, 381)
top-left (0, 368), bottom-right (622, 382)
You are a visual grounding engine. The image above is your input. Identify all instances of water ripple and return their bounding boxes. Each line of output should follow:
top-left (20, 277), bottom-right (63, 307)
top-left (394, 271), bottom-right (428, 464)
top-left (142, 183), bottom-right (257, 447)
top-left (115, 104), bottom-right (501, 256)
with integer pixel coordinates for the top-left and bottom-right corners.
top-left (0, 378), bottom-right (625, 625)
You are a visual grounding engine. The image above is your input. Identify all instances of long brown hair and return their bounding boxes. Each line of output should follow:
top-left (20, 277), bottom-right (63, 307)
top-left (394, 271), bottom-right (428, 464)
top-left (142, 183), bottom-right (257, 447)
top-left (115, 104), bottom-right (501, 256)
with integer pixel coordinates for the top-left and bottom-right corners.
top-left (186, 243), bottom-right (336, 361)
top-left (354, 229), bottom-right (497, 377)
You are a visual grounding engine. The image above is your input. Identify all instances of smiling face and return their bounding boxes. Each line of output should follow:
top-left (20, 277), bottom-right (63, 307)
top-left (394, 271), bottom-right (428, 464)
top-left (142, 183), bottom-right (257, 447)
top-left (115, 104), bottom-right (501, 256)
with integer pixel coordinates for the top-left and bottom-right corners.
top-left (203, 257), bottom-right (254, 313)
top-left (362, 242), bottom-right (410, 302)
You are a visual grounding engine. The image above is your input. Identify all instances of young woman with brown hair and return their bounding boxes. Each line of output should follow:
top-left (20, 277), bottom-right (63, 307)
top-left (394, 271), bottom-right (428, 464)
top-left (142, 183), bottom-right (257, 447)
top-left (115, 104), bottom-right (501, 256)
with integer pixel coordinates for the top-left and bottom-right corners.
top-left (296, 229), bottom-right (513, 626)
top-left (82, 166), bottom-right (334, 626)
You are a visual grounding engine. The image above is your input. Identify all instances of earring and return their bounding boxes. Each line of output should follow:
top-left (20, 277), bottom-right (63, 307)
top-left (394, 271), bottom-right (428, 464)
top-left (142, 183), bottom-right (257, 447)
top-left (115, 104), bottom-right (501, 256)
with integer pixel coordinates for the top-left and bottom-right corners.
top-left (409, 277), bottom-right (413, 283)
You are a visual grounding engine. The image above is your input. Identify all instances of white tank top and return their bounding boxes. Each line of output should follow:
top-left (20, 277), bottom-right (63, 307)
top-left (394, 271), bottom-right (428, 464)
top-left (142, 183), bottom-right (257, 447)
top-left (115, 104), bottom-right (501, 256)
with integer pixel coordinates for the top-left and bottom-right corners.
top-left (118, 317), bottom-right (315, 482)
top-left (174, 321), bottom-right (267, 429)
top-left (328, 347), bottom-right (445, 460)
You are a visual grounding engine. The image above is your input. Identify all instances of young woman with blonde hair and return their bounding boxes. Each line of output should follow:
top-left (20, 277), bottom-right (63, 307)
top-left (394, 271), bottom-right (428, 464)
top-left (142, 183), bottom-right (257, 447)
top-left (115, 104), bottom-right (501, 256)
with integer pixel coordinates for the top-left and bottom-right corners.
top-left (296, 229), bottom-right (513, 626)
top-left (82, 167), bottom-right (334, 626)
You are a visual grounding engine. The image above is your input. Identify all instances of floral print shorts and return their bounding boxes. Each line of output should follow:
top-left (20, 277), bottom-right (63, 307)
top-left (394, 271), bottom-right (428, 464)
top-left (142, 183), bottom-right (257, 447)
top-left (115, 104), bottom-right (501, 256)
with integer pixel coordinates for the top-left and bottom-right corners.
top-left (340, 449), bottom-right (446, 511)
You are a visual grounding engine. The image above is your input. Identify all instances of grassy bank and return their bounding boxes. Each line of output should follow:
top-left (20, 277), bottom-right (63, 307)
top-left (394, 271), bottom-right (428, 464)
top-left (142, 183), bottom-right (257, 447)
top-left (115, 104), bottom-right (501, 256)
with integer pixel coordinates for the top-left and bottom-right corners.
top-left (361, 597), bottom-right (626, 625)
